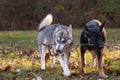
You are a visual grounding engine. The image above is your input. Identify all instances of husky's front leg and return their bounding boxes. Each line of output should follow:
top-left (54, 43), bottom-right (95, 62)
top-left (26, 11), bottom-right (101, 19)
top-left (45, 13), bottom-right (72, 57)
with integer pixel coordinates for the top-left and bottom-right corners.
top-left (57, 54), bottom-right (71, 76)
top-left (51, 56), bottom-right (56, 69)
top-left (49, 48), bottom-right (56, 69)
top-left (64, 53), bottom-right (70, 66)
top-left (39, 45), bottom-right (46, 70)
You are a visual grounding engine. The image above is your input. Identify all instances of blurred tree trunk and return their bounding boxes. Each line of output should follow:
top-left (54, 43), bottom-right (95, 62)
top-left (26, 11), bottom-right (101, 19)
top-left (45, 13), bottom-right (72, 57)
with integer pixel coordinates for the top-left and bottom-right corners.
top-left (0, 0), bottom-right (119, 30)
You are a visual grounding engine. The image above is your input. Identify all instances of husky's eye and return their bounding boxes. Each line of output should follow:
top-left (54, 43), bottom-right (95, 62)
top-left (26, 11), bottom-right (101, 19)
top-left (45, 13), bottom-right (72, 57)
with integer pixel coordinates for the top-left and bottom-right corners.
top-left (61, 38), bottom-right (64, 42)
top-left (61, 38), bottom-right (66, 43)
top-left (57, 37), bottom-right (60, 41)
top-left (57, 37), bottom-right (60, 42)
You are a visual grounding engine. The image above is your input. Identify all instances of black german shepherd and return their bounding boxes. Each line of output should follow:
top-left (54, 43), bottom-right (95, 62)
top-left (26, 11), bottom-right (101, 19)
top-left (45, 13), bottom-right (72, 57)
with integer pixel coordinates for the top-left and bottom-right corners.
top-left (80, 19), bottom-right (107, 78)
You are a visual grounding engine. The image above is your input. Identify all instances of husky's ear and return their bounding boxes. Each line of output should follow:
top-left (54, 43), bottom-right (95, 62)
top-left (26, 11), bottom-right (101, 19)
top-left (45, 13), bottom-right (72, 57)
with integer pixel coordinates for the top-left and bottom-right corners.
top-left (56, 23), bottom-right (62, 31)
top-left (68, 24), bottom-right (72, 33)
top-left (57, 23), bottom-right (60, 26)
top-left (100, 21), bottom-right (105, 31)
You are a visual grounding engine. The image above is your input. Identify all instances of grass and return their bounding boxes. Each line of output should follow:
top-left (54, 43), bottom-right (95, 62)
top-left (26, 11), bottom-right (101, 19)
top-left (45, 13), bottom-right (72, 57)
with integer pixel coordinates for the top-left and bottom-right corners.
top-left (0, 29), bottom-right (120, 80)
top-left (0, 31), bottom-right (38, 49)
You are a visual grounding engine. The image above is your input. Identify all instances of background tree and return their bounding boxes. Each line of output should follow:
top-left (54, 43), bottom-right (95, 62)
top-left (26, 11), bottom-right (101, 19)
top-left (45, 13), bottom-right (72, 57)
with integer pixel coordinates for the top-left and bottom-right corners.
top-left (0, 0), bottom-right (119, 30)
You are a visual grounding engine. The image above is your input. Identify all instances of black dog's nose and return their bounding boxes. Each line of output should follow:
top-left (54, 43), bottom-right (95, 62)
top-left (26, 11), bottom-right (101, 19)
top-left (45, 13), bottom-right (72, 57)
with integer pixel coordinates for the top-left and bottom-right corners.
top-left (99, 45), bottom-right (104, 49)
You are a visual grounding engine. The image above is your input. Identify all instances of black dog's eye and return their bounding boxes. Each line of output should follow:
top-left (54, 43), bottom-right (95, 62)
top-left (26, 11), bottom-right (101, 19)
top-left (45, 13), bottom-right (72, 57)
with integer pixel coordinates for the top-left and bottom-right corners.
top-left (95, 34), bottom-right (102, 39)
top-left (86, 33), bottom-right (90, 37)
top-left (98, 34), bottom-right (101, 37)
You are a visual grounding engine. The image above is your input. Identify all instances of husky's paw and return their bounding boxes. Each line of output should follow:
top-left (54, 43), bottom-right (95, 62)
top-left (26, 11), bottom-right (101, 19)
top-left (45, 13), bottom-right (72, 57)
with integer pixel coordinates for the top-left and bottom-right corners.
top-left (63, 71), bottom-right (71, 77)
top-left (51, 66), bottom-right (56, 69)
top-left (41, 64), bottom-right (45, 70)
top-left (90, 63), bottom-right (96, 68)
top-left (41, 67), bottom-right (45, 70)
top-left (41, 68), bottom-right (45, 70)
top-left (51, 64), bottom-right (56, 69)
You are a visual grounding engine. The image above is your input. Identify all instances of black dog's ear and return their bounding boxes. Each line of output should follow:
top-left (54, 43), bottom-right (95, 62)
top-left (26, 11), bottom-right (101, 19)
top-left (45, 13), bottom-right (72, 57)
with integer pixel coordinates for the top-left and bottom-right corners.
top-left (84, 24), bottom-right (89, 32)
top-left (100, 21), bottom-right (105, 31)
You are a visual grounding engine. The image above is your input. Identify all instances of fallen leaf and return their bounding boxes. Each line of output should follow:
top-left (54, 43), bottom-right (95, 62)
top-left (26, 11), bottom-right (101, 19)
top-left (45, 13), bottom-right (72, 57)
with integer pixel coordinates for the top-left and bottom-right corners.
top-left (23, 49), bottom-right (34, 56)
top-left (36, 76), bottom-right (42, 80)
top-left (12, 76), bottom-right (16, 80)
top-left (98, 79), bottom-right (104, 80)
top-left (15, 69), bottom-right (21, 73)
top-left (33, 73), bottom-right (42, 80)
top-left (32, 78), bottom-right (36, 80)
top-left (45, 52), bottom-right (50, 62)
top-left (24, 73), bottom-right (32, 79)
top-left (10, 68), bottom-right (15, 73)
top-left (3, 65), bottom-right (11, 71)
top-left (0, 66), bottom-right (3, 71)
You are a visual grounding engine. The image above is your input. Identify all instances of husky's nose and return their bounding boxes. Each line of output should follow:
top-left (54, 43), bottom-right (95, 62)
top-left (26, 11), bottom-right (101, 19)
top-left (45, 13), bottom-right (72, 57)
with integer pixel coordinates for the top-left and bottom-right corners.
top-left (56, 49), bottom-right (61, 53)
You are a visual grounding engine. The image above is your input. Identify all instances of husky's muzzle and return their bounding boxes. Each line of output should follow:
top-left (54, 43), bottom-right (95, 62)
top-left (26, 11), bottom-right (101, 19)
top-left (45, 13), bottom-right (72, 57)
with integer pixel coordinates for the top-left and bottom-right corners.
top-left (56, 44), bottom-right (65, 54)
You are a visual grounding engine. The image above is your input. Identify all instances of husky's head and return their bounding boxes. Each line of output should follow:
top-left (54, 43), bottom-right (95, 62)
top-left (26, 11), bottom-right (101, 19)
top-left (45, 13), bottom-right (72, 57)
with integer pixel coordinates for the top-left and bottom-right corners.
top-left (84, 20), bottom-right (105, 49)
top-left (54, 24), bottom-right (73, 54)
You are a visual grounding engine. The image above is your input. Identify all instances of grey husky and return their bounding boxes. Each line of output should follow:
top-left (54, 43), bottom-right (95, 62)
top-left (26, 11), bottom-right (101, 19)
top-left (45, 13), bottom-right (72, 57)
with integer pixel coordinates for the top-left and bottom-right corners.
top-left (38, 14), bottom-right (73, 76)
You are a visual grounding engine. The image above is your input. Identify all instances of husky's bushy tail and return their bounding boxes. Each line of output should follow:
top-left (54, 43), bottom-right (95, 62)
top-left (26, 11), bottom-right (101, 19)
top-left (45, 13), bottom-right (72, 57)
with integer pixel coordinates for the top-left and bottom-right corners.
top-left (38, 14), bottom-right (53, 31)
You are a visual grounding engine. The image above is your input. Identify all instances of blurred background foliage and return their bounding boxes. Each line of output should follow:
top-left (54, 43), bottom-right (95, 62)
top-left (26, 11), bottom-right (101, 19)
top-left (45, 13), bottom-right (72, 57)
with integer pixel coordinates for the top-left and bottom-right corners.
top-left (0, 0), bottom-right (119, 30)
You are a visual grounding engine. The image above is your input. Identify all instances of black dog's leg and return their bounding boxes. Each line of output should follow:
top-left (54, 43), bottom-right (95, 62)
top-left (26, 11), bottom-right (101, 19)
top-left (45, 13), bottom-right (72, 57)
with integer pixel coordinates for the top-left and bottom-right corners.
top-left (80, 46), bottom-right (86, 75)
top-left (97, 50), bottom-right (107, 78)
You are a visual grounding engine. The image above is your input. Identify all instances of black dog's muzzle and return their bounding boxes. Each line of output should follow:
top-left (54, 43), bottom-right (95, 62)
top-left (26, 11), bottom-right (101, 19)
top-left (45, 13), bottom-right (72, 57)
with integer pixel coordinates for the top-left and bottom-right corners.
top-left (87, 37), bottom-right (104, 49)
top-left (98, 45), bottom-right (104, 49)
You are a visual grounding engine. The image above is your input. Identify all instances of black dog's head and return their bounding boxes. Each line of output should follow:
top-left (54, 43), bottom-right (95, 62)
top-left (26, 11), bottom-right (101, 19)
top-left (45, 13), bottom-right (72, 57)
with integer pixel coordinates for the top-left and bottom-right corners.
top-left (84, 21), bottom-right (105, 49)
